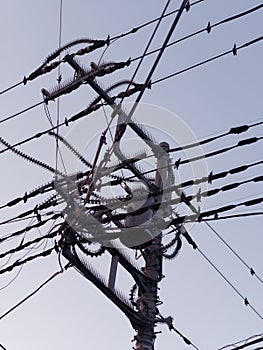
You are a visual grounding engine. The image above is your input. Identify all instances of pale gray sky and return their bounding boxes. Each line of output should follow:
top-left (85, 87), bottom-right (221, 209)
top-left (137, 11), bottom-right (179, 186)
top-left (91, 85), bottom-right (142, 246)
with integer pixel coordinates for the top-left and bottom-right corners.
top-left (0, 1), bottom-right (262, 350)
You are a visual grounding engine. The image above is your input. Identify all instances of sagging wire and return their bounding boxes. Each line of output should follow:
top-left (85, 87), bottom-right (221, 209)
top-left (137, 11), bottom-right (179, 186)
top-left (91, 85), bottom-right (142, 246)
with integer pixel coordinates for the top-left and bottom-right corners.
top-left (0, 263), bottom-right (71, 321)
top-left (130, 4), bottom-right (263, 64)
top-left (177, 227), bottom-right (263, 322)
top-left (0, 2), bottom-right (261, 107)
top-left (218, 333), bottom-right (263, 350)
top-left (152, 35), bottom-right (263, 85)
top-left (0, 1), bottom-right (204, 96)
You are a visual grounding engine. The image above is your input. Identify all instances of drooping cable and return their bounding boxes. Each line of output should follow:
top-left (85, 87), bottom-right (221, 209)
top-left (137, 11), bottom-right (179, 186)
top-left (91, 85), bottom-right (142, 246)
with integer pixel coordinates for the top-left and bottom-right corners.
top-left (0, 263), bottom-right (71, 321)
top-left (130, 4), bottom-right (263, 64)
top-left (152, 35), bottom-right (263, 85)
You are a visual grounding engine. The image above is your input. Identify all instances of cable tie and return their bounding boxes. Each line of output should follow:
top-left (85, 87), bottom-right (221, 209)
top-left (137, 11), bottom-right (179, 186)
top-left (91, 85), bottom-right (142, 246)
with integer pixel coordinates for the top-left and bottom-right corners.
top-left (65, 117), bottom-right (69, 126)
top-left (206, 21), bottom-right (211, 33)
top-left (250, 268), bottom-right (255, 276)
top-left (23, 76), bottom-right (27, 85)
top-left (232, 43), bottom-right (238, 56)
top-left (23, 192), bottom-right (28, 203)
top-left (174, 158), bottom-right (181, 169)
top-left (185, 1), bottom-right (190, 12)
top-left (208, 171), bottom-right (213, 184)
top-left (244, 297), bottom-right (249, 306)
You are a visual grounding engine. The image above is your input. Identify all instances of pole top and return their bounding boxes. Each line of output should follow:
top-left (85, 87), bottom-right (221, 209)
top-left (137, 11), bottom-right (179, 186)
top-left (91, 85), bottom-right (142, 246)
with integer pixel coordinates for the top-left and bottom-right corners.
top-left (159, 141), bottom-right (170, 152)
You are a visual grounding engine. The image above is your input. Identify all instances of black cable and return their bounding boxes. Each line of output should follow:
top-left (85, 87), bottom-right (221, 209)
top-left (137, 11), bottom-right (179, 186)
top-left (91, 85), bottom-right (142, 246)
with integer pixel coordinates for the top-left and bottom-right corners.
top-left (169, 120), bottom-right (263, 153)
top-left (0, 229), bottom-right (59, 260)
top-left (0, 248), bottom-right (54, 275)
top-left (0, 214), bottom-right (62, 244)
top-left (0, 100), bottom-right (44, 124)
top-left (152, 35), bottom-right (263, 85)
top-left (0, 3), bottom-right (261, 101)
top-left (218, 334), bottom-right (263, 350)
top-left (0, 80), bottom-right (24, 95)
top-left (205, 221), bottom-right (263, 284)
top-left (110, 0), bottom-right (204, 41)
top-left (119, 0), bottom-right (189, 142)
top-left (0, 1), bottom-right (204, 97)
top-left (0, 263), bottom-right (71, 321)
top-left (130, 4), bottom-right (263, 64)
top-left (201, 212), bottom-right (263, 222)
top-left (124, 136), bottom-right (263, 182)
top-left (118, 0), bottom-right (171, 107)
top-left (0, 82), bottom-right (146, 156)
top-left (197, 247), bottom-right (263, 321)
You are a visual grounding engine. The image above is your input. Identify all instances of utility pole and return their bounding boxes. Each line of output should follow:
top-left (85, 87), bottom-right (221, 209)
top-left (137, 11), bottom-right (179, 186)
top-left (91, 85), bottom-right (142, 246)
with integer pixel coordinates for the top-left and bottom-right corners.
top-left (53, 55), bottom-right (176, 350)
top-left (134, 141), bottom-right (170, 350)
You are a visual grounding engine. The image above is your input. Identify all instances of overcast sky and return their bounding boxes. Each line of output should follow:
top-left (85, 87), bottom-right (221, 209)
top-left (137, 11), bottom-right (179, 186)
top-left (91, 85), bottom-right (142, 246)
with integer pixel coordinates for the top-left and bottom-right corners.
top-left (0, 1), bottom-right (262, 350)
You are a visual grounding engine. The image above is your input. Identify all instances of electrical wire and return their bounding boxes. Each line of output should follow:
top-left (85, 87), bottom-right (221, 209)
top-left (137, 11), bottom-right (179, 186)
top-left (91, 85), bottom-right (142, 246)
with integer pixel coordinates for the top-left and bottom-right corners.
top-left (0, 263), bottom-right (71, 321)
top-left (0, 247), bottom-right (54, 275)
top-left (0, 1), bottom-right (203, 97)
top-left (0, 2), bottom-right (261, 104)
top-left (118, 0), bottom-right (171, 106)
top-left (55, 0), bottom-right (64, 175)
top-left (218, 334), bottom-right (263, 350)
top-left (0, 100), bottom-right (44, 124)
top-left (123, 135), bottom-right (263, 182)
top-left (152, 35), bottom-right (263, 85)
top-left (0, 32), bottom-right (262, 131)
top-left (180, 226), bottom-right (263, 322)
top-left (110, 0), bottom-right (204, 41)
top-left (204, 221), bottom-right (263, 284)
top-left (119, 0), bottom-right (190, 142)
top-left (196, 247), bottom-right (263, 321)
top-left (130, 4), bottom-right (263, 64)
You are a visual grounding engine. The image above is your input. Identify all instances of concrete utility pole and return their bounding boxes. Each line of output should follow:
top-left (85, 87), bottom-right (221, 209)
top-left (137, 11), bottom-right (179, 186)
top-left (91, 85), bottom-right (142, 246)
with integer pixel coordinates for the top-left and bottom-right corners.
top-left (134, 141), bottom-right (170, 350)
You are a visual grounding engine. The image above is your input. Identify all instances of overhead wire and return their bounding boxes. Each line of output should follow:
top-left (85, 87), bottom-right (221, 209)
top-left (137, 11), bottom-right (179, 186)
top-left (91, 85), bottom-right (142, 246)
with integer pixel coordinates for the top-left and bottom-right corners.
top-left (152, 35), bottom-right (263, 85)
top-left (196, 246), bottom-right (263, 321)
top-left (0, 0), bottom-right (203, 97)
top-left (110, 0), bottom-right (204, 41)
top-left (123, 134), bottom-right (263, 182)
top-left (130, 4), bottom-right (263, 64)
top-left (0, 31), bottom-right (262, 130)
top-left (0, 263), bottom-right (71, 321)
top-left (179, 228), bottom-right (263, 321)
top-left (117, 0), bottom-right (190, 143)
top-left (118, 0), bottom-right (172, 106)
top-left (55, 0), bottom-right (64, 175)
top-left (0, 1), bottom-right (261, 111)
top-left (0, 100), bottom-right (44, 125)
top-left (218, 333), bottom-right (263, 350)
top-left (0, 247), bottom-right (54, 275)
top-left (204, 221), bottom-right (263, 284)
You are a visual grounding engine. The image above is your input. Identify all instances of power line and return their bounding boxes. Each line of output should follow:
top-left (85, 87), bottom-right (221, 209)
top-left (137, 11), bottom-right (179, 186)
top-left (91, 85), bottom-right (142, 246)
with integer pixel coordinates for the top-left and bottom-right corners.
top-left (152, 35), bottom-right (263, 85)
top-left (110, 0), bottom-right (204, 41)
top-left (197, 247), bottom-right (263, 321)
top-left (0, 263), bottom-right (71, 321)
top-left (0, 2), bottom-right (261, 104)
top-left (0, 247), bottom-right (54, 275)
top-left (120, 0), bottom-right (190, 141)
top-left (218, 334), bottom-right (263, 350)
top-left (130, 4), bottom-right (263, 64)
top-left (118, 0), bottom-right (171, 106)
top-left (0, 1), bottom-right (204, 97)
top-left (205, 221), bottom-right (263, 284)
top-left (0, 100), bottom-right (44, 124)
